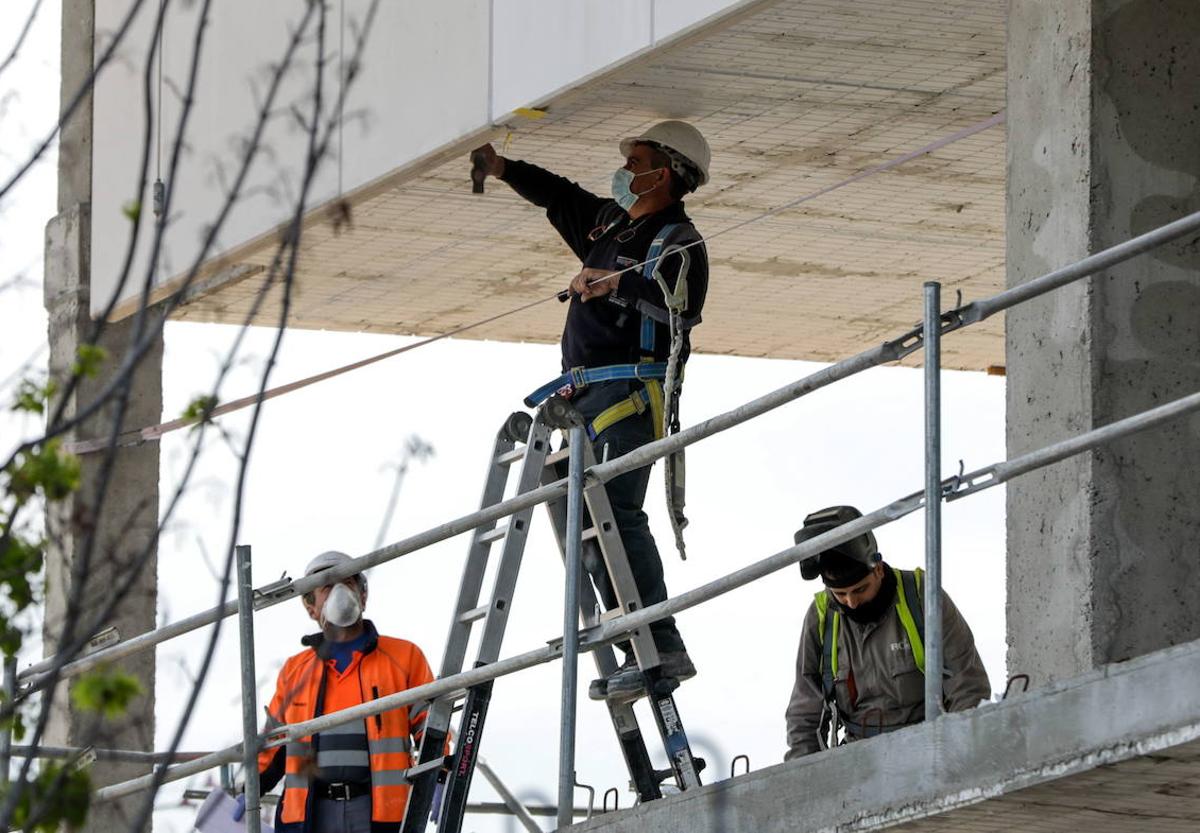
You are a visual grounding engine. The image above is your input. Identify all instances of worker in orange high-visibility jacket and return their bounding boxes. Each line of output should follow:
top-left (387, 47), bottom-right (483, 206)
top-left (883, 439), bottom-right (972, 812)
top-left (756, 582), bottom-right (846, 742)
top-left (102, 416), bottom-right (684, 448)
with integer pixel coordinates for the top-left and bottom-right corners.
top-left (239, 551), bottom-right (439, 833)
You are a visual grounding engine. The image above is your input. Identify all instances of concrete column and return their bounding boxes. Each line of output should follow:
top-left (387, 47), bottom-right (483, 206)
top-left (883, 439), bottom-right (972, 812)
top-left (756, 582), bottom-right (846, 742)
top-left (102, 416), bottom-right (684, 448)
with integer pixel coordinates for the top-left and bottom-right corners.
top-left (1006, 0), bottom-right (1200, 684)
top-left (43, 1), bottom-right (161, 829)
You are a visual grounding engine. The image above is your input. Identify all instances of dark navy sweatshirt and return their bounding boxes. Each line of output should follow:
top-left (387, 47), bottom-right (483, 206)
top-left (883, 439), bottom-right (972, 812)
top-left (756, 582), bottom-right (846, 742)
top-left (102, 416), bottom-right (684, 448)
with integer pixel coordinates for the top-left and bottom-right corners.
top-left (499, 159), bottom-right (708, 373)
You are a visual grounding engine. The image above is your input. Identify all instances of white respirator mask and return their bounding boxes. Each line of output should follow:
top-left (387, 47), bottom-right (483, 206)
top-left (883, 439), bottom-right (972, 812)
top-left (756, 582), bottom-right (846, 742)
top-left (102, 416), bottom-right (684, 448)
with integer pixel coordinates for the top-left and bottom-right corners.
top-left (322, 583), bottom-right (362, 627)
top-left (611, 166), bottom-right (665, 212)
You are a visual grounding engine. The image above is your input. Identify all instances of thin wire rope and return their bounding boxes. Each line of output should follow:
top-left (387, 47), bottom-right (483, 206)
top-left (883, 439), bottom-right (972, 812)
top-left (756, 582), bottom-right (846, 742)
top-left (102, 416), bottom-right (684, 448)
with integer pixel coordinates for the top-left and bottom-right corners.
top-left (63, 112), bottom-right (1004, 454)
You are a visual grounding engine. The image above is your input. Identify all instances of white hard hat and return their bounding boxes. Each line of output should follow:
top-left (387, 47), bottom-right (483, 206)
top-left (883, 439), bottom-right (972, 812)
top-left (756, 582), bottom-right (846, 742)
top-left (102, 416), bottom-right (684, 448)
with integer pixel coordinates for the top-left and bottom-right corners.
top-left (304, 551), bottom-right (366, 588)
top-left (619, 120), bottom-right (710, 189)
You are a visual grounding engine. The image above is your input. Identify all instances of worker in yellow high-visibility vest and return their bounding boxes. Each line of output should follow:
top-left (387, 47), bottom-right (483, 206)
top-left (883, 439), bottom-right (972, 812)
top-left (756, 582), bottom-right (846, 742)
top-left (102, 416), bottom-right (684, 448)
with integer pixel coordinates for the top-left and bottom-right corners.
top-left (785, 506), bottom-right (991, 759)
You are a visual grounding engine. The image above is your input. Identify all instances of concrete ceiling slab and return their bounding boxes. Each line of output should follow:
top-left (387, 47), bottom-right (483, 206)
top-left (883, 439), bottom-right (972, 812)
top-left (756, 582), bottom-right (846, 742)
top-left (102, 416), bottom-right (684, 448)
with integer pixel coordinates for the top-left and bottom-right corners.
top-left (174, 0), bottom-right (1006, 371)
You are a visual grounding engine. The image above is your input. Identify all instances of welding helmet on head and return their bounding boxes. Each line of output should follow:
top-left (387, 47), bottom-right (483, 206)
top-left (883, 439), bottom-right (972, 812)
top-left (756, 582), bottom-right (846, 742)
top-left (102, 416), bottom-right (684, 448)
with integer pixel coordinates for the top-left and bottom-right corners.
top-left (619, 120), bottom-right (711, 190)
top-left (794, 506), bottom-right (879, 581)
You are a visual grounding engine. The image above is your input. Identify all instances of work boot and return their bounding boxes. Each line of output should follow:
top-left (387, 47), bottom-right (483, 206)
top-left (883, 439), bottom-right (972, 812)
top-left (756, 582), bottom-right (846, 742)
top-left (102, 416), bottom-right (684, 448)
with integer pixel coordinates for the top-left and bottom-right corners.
top-left (589, 656), bottom-right (637, 701)
top-left (604, 651), bottom-right (696, 702)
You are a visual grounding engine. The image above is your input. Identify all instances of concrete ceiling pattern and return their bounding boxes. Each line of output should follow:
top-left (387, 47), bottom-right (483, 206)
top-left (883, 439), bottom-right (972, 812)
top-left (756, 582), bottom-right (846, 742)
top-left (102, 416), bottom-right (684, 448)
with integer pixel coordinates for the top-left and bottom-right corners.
top-left (894, 740), bottom-right (1200, 832)
top-left (175, 0), bottom-right (1007, 371)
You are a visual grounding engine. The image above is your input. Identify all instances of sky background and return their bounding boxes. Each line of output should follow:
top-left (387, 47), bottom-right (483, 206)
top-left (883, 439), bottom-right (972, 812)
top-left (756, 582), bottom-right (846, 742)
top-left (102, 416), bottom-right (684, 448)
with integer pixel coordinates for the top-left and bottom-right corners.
top-left (0, 3), bottom-right (1007, 831)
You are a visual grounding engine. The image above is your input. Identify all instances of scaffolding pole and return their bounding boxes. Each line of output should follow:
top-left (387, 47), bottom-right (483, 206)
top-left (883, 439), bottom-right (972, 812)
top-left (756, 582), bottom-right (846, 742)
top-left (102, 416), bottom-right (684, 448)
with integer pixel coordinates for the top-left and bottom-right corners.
top-left (923, 282), bottom-right (943, 722)
top-left (558, 425), bottom-right (585, 831)
top-left (477, 756), bottom-right (543, 833)
top-left (235, 545), bottom-right (262, 833)
top-left (92, 386), bottom-right (1200, 803)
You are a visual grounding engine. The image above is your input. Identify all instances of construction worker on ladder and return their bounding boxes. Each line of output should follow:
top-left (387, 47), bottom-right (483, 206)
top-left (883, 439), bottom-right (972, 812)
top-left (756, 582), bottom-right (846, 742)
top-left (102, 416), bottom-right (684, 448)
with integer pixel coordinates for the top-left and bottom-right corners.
top-left (235, 552), bottom-right (438, 832)
top-left (471, 120), bottom-right (711, 701)
top-left (785, 507), bottom-right (991, 759)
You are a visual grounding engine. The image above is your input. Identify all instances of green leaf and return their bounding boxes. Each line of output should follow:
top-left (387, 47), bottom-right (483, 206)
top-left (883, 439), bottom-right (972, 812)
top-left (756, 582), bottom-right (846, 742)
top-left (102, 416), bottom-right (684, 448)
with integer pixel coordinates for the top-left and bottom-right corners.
top-left (10, 378), bottom-right (57, 416)
top-left (180, 394), bottom-right (219, 426)
top-left (6, 763), bottom-right (92, 831)
top-left (121, 200), bottom-right (141, 222)
top-left (4, 440), bottom-right (81, 501)
top-left (0, 539), bottom-right (42, 612)
top-left (71, 668), bottom-right (143, 719)
top-left (71, 344), bottom-right (108, 379)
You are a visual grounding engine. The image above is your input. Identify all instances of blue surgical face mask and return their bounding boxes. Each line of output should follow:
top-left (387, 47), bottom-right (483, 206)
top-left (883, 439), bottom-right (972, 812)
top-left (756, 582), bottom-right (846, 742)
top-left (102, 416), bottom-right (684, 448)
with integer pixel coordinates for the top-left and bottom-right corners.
top-left (611, 167), bottom-right (664, 212)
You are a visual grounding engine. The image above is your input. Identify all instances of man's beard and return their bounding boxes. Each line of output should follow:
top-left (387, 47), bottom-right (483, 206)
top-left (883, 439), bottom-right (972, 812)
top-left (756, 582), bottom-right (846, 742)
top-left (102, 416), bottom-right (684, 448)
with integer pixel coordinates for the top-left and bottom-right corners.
top-left (834, 567), bottom-right (896, 624)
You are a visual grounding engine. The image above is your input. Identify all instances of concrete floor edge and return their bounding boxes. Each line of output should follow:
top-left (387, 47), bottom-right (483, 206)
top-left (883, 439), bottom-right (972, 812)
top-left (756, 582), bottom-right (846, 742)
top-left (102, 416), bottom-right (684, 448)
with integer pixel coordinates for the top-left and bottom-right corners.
top-left (570, 635), bottom-right (1200, 832)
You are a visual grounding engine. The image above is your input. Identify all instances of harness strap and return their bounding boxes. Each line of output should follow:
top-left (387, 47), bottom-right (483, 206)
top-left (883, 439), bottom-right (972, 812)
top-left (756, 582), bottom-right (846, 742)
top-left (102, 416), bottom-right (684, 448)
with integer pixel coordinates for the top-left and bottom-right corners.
top-left (815, 568), bottom-right (926, 704)
top-left (587, 380), bottom-right (666, 442)
top-left (630, 298), bottom-right (701, 330)
top-left (523, 362), bottom-right (668, 408)
top-left (639, 223), bottom-right (700, 353)
top-left (895, 568), bottom-right (926, 674)
top-left (816, 593), bottom-right (838, 701)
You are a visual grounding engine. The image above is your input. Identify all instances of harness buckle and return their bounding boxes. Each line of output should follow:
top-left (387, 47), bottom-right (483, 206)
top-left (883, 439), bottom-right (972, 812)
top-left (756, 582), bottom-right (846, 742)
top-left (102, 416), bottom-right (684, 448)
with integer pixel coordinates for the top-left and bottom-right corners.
top-left (329, 783), bottom-right (352, 801)
top-left (569, 366), bottom-right (588, 390)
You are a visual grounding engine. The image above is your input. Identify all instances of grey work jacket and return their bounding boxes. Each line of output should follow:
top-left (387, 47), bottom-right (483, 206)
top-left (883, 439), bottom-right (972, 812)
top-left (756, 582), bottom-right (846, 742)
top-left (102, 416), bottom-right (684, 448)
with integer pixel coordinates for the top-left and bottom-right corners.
top-left (784, 573), bottom-right (991, 759)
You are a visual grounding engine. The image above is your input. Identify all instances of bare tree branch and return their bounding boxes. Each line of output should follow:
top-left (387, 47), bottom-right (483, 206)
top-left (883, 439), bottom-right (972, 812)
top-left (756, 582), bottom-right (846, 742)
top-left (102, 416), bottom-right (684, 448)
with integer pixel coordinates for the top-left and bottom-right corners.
top-left (0, 0), bottom-right (45, 81)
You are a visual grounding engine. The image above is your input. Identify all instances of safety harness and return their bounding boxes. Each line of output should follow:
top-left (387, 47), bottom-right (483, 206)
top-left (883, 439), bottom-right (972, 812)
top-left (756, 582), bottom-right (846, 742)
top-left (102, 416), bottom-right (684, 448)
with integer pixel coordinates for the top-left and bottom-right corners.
top-left (524, 221), bottom-right (702, 559)
top-left (813, 568), bottom-right (925, 746)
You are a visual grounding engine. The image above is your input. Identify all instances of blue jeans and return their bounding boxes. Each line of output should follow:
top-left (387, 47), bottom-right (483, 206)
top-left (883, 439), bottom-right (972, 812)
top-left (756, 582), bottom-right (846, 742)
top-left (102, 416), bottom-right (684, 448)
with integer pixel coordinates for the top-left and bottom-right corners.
top-left (567, 380), bottom-right (686, 657)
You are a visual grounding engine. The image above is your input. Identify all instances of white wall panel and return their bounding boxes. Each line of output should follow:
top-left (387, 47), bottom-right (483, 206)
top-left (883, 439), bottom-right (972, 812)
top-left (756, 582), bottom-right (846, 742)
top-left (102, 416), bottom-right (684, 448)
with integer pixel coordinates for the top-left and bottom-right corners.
top-left (90, 0), bottom-right (739, 319)
top-left (91, 0), bottom-right (490, 319)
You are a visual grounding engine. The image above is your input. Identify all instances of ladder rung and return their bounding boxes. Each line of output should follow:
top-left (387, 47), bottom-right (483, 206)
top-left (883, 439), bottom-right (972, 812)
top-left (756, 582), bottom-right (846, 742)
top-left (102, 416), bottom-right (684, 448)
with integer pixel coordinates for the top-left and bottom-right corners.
top-left (478, 525), bottom-right (508, 545)
top-left (495, 447), bottom-right (526, 466)
top-left (458, 605), bottom-right (489, 624)
top-left (404, 756), bottom-right (450, 781)
top-left (545, 448), bottom-right (570, 467)
top-left (582, 527), bottom-right (599, 542)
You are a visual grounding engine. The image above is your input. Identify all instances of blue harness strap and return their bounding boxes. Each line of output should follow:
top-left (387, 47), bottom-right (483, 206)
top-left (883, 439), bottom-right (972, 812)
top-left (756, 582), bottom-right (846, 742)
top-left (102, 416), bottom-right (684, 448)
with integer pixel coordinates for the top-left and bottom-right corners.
top-left (523, 362), bottom-right (668, 408)
top-left (640, 224), bottom-right (685, 353)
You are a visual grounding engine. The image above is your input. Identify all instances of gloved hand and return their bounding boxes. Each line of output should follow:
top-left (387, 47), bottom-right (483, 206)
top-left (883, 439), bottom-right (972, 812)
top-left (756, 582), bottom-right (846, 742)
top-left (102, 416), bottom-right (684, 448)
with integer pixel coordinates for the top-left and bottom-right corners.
top-left (231, 793), bottom-right (246, 822)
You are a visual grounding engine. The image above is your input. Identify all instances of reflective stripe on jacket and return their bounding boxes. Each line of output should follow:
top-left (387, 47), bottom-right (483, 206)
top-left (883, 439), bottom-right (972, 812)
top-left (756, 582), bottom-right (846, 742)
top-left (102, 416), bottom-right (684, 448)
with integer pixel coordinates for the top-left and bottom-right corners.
top-left (257, 621), bottom-right (436, 827)
top-left (784, 566), bottom-right (991, 760)
top-left (815, 567), bottom-right (926, 695)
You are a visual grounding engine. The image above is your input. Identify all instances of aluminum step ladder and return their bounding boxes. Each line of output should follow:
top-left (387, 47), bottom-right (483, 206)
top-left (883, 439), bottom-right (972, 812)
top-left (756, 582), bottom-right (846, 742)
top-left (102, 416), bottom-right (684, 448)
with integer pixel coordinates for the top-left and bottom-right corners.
top-left (401, 402), bottom-right (702, 833)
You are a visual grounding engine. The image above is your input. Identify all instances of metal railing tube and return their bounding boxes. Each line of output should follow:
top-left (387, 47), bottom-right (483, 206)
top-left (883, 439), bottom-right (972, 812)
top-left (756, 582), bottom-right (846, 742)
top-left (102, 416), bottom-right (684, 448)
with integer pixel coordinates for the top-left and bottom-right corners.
top-left (957, 207), bottom-right (1200, 325)
top-left (945, 389), bottom-right (1200, 501)
top-left (235, 545), bottom-right (262, 833)
top-left (93, 512), bottom-right (906, 803)
top-left (19, 600), bottom-right (238, 688)
top-left (24, 339), bottom-right (904, 691)
top-left (9, 745), bottom-right (210, 764)
top-left (923, 283), bottom-right (944, 722)
top-left (477, 756), bottom-right (542, 833)
top-left (558, 425), bottom-right (584, 831)
top-left (92, 383), bottom-right (1200, 803)
top-left (26, 209), bottom-right (1200, 695)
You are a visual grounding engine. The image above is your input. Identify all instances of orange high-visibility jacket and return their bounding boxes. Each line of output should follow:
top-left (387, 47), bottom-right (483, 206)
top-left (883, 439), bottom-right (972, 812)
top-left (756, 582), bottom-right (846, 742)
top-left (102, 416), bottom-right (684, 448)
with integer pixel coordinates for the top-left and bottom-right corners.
top-left (257, 621), bottom-right (436, 826)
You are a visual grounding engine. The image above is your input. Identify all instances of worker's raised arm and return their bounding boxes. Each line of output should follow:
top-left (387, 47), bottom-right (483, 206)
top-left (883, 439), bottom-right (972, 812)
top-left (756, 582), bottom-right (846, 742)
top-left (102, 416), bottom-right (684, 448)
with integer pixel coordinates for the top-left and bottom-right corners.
top-left (939, 590), bottom-right (992, 711)
top-left (784, 602), bottom-right (827, 760)
top-left (471, 145), bottom-right (609, 261)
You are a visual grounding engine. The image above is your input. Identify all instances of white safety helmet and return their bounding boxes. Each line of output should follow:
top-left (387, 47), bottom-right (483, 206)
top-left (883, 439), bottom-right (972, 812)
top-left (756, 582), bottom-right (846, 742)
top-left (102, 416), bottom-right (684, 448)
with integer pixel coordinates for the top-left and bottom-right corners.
top-left (619, 120), bottom-right (711, 190)
top-left (304, 550), bottom-right (367, 592)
